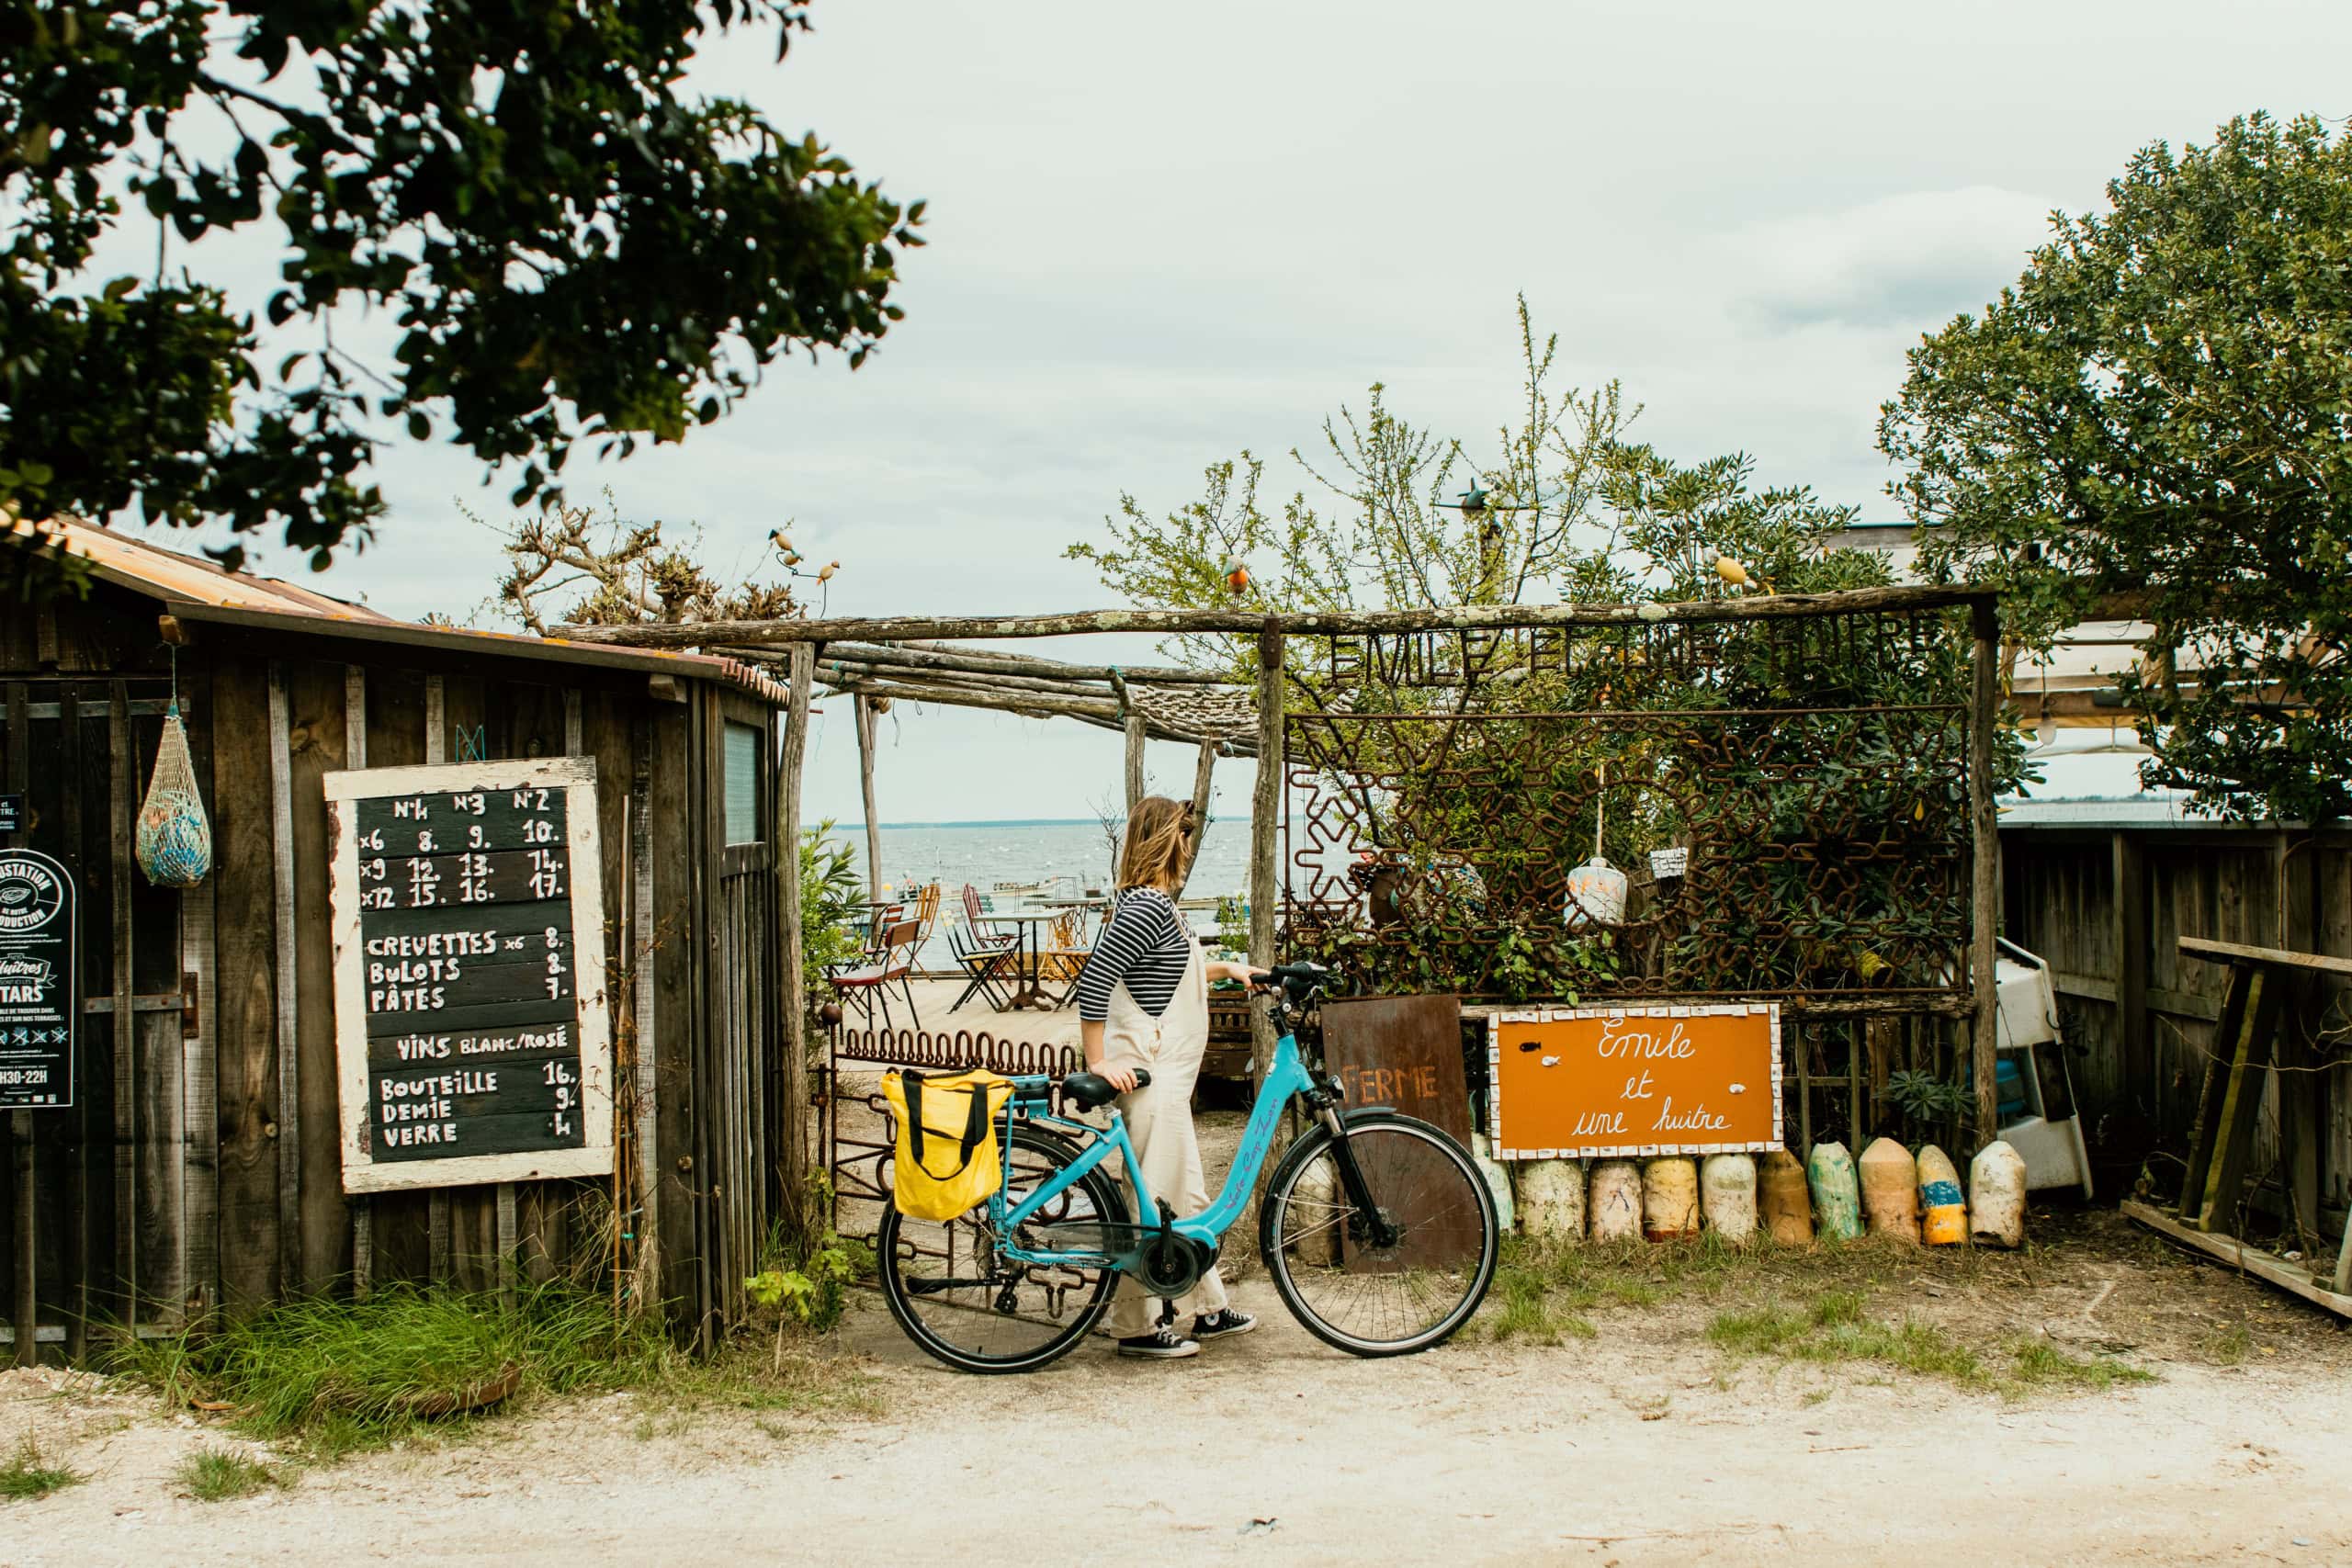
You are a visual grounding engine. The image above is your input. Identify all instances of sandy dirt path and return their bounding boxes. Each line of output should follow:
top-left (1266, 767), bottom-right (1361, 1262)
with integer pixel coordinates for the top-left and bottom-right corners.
top-left (6, 1263), bottom-right (2348, 1568)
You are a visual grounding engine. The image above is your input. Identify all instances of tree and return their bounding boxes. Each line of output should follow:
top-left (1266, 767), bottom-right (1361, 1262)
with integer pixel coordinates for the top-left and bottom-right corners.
top-left (0, 0), bottom-right (921, 590)
top-left (481, 491), bottom-right (820, 632)
top-left (1880, 112), bottom-right (2352, 821)
top-left (1069, 298), bottom-right (1877, 675)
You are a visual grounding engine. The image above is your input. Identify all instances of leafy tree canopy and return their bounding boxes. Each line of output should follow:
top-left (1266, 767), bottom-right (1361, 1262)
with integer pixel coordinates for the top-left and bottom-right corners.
top-left (1, 0), bottom-right (921, 585)
top-left (1069, 299), bottom-right (1885, 674)
top-left (1881, 112), bottom-right (2351, 821)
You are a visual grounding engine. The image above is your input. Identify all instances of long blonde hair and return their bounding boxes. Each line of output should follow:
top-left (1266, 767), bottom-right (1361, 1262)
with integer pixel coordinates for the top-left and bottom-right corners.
top-left (1117, 795), bottom-right (1195, 894)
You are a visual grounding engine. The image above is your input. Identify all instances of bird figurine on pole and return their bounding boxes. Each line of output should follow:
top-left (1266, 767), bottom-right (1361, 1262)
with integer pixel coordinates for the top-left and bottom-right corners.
top-left (1222, 553), bottom-right (1250, 594)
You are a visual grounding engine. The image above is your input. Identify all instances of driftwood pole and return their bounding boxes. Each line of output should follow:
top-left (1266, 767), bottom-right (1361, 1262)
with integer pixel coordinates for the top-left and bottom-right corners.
top-left (1124, 713), bottom-right (1147, 815)
top-left (1968, 595), bottom-right (2001, 1142)
top-left (777, 643), bottom-right (815, 1235)
top-left (1249, 624), bottom-right (1285, 1085)
top-left (1182, 739), bottom-right (1217, 881)
top-left (854, 694), bottom-right (882, 905)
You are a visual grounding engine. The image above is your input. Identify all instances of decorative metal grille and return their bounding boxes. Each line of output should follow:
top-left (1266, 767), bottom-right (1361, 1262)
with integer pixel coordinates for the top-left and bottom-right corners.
top-left (1282, 607), bottom-right (1978, 1007)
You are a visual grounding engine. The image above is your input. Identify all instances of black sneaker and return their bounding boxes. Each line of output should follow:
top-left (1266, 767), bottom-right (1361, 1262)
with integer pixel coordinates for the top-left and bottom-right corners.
top-left (1192, 1308), bottom-right (1257, 1341)
top-left (1116, 1327), bottom-right (1200, 1359)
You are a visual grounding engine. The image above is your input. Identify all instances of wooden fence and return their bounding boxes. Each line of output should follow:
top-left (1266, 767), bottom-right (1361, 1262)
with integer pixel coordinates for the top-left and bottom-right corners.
top-left (2000, 820), bottom-right (2352, 1241)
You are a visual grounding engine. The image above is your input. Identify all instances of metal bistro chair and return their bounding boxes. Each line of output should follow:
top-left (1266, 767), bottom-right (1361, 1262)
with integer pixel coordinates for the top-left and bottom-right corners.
top-left (947, 884), bottom-right (1021, 1012)
top-left (826, 916), bottom-right (922, 1031)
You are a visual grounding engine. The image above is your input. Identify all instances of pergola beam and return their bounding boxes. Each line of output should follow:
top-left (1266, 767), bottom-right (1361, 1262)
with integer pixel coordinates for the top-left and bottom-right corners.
top-left (556, 584), bottom-right (1996, 650)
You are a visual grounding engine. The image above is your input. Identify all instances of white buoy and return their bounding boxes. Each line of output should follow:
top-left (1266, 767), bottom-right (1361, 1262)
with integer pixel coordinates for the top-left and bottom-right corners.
top-left (1701, 1154), bottom-right (1758, 1246)
top-left (1469, 1131), bottom-right (1516, 1234)
top-left (1970, 1141), bottom-right (2028, 1247)
top-left (1643, 1157), bottom-right (1701, 1241)
top-left (1858, 1136), bottom-right (1921, 1244)
top-left (1517, 1158), bottom-right (1587, 1244)
top-left (1589, 1160), bottom-right (1643, 1242)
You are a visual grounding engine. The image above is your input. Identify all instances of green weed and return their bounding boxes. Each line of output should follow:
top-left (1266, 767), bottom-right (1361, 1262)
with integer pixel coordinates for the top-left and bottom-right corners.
top-left (175, 1446), bottom-right (283, 1503)
top-left (1487, 1261), bottom-right (1596, 1345)
top-left (0, 1437), bottom-right (81, 1502)
top-left (2199, 1323), bottom-right (2254, 1366)
top-left (1707, 1289), bottom-right (2152, 1397)
top-left (2007, 1338), bottom-right (2158, 1392)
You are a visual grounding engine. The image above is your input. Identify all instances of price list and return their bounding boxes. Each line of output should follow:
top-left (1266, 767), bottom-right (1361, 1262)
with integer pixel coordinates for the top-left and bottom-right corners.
top-left (351, 784), bottom-right (587, 1163)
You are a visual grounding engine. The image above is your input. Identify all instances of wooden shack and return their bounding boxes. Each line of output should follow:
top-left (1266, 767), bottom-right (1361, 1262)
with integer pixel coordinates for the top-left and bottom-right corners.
top-left (1, 520), bottom-right (798, 1359)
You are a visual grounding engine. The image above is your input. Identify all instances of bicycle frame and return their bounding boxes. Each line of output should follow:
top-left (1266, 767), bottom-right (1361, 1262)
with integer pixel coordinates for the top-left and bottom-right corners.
top-left (992, 1026), bottom-right (1316, 1269)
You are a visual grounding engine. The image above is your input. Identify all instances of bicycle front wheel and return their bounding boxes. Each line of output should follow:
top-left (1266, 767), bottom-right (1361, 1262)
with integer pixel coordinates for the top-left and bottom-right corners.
top-left (1258, 1111), bottom-right (1498, 1357)
top-left (878, 1124), bottom-right (1126, 1374)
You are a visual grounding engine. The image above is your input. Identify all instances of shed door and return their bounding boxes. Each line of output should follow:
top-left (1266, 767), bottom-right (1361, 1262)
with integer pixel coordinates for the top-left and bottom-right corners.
top-left (0, 675), bottom-right (192, 1355)
top-left (703, 701), bottom-right (778, 1330)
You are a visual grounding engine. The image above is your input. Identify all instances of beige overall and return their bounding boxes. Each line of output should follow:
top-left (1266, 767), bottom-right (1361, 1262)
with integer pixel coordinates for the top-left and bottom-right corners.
top-left (1098, 940), bottom-right (1230, 1337)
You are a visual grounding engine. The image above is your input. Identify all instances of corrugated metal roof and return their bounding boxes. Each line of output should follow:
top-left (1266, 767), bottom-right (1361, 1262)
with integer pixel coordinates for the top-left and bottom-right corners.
top-left (9, 515), bottom-right (790, 706)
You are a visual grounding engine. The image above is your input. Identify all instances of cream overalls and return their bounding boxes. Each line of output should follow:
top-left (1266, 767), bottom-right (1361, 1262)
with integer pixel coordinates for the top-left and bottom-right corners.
top-left (1098, 939), bottom-right (1230, 1337)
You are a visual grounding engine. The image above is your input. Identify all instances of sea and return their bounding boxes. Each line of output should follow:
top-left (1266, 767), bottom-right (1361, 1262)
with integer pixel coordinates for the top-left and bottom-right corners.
top-left (820, 818), bottom-right (1262, 966)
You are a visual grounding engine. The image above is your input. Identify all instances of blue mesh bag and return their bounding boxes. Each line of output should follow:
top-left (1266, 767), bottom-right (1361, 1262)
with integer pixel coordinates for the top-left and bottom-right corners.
top-left (136, 701), bottom-right (212, 887)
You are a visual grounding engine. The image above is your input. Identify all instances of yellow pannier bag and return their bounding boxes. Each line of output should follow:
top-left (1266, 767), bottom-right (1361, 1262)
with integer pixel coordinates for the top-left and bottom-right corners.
top-left (881, 1067), bottom-right (1014, 1223)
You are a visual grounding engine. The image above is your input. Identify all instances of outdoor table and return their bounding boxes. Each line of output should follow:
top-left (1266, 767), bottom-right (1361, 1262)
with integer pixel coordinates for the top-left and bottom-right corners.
top-left (986, 910), bottom-right (1070, 1010)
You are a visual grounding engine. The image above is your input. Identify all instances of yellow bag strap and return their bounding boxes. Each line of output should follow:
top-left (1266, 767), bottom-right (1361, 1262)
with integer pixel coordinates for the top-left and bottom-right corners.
top-left (901, 1070), bottom-right (994, 1179)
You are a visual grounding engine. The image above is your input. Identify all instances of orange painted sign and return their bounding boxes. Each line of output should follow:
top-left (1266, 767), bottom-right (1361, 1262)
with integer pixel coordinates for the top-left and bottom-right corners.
top-left (1486, 1004), bottom-right (1783, 1160)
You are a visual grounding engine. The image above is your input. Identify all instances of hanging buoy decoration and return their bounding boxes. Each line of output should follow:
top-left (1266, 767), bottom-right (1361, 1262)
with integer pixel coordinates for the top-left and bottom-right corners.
top-left (1564, 759), bottom-right (1625, 927)
top-left (1222, 554), bottom-right (1250, 594)
top-left (135, 700), bottom-right (213, 887)
top-left (1714, 555), bottom-right (1750, 589)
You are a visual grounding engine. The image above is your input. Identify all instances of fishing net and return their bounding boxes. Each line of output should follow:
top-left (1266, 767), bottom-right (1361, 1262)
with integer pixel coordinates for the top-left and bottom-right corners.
top-left (136, 702), bottom-right (212, 887)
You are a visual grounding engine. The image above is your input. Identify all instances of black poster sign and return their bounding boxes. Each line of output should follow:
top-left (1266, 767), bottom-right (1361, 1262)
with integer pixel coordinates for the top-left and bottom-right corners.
top-left (324, 758), bottom-right (610, 1192)
top-left (0, 849), bottom-right (77, 1110)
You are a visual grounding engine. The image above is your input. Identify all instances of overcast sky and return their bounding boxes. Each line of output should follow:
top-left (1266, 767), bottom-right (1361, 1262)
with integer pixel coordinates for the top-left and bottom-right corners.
top-left (129, 1), bottom-right (2352, 821)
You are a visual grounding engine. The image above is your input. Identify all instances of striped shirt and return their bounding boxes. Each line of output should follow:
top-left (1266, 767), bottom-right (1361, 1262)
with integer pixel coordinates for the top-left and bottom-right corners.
top-left (1073, 886), bottom-right (1193, 1022)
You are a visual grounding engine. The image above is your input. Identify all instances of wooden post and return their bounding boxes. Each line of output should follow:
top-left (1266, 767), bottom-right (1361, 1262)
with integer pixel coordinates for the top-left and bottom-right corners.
top-left (1124, 712), bottom-right (1147, 815)
top-left (2111, 830), bottom-right (2148, 1103)
top-left (1182, 739), bottom-right (1217, 881)
top-left (1248, 625), bottom-right (1285, 1083)
top-left (110, 681), bottom-right (138, 1331)
top-left (346, 668), bottom-right (373, 1300)
top-left (1967, 597), bottom-right (2001, 1144)
top-left (855, 695), bottom-right (882, 905)
top-left (2276, 830), bottom-right (2321, 1251)
top-left (266, 666), bottom-right (300, 1303)
top-left (6, 682), bottom-right (32, 1364)
top-left (776, 644), bottom-right (815, 1237)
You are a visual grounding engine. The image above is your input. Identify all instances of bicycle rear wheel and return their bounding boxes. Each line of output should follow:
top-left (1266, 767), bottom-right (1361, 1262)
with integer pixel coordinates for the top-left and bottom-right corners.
top-left (1258, 1111), bottom-right (1498, 1357)
top-left (878, 1124), bottom-right (1126, 1374)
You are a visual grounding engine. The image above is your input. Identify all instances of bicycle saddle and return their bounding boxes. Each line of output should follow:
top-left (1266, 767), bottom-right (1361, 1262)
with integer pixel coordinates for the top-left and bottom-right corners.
top-left (1060, 1067), bottom-right (1150, 1110)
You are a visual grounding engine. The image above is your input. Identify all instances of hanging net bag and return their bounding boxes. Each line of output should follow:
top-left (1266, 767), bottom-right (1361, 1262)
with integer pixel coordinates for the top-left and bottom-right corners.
top-left (136, 700), bottom-right (213, 887)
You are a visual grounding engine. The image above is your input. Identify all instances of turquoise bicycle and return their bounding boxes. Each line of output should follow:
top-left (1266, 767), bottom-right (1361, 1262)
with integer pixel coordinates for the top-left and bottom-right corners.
top-left (879, 963), bottom-right (1500, 1373)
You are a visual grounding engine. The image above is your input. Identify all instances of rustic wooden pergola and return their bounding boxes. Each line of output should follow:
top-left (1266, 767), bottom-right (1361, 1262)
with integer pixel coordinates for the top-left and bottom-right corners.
top-left (558, 583), bottom-right (2007, 1129)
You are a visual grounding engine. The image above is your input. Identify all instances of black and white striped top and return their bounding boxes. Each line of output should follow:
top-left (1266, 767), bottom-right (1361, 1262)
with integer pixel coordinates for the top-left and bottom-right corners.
top-left (1073, 886), bottom-right (1193, 1022)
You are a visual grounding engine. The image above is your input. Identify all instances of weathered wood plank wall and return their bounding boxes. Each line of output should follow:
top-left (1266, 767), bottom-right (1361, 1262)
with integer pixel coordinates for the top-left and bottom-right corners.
top-left (2002, 825), bottom-right (2352, 1232)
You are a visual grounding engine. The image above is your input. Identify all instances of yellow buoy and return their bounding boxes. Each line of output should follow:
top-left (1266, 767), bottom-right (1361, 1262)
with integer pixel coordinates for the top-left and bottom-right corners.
top-left (1916, 1145), bottom-right (1967, 1246)
top-left (1642, 1157), bottom-right (1700, 1241)
top-left (1858, 1136), bottom-right (1920, 1243)
top-left (1759, 1148), bottom-right (1814, 1246)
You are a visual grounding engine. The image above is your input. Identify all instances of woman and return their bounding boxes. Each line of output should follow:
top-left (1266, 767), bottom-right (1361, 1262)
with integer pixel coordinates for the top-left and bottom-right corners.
top-left (1075, 795), bottom-right (1263, 1359)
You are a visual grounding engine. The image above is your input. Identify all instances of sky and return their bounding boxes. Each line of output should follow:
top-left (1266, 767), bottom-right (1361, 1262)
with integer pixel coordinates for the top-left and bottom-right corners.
top-left (119, 0), bottom-right (2352, 821)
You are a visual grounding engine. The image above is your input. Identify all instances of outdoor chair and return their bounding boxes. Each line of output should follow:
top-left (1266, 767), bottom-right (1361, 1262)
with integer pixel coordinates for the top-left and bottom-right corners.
top-left (1037, 908), bottom-right (1094, 1005)
top-left (948, 885), bottom-right (1021, 1012)
top-left (910, 882), bottom-right (944, 950)
top-left (825, 916), bottom-right (922, 1031)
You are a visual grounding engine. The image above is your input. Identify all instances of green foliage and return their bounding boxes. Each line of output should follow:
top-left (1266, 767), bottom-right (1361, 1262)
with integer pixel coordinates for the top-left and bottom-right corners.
top-left (1881, 1069), bottom-right (1973, 1126)
top-left (799, 822), bottom-right (865, 1002)
top-left (1707, 1291), bottom-right (2154, 1395)
top-left (175, 1446), bottom-right (284, 1503)
top-left (111, 1280), bottom-right (672, 1461)
top-left (0, 1), bottom-right (922, 581)
top-left (1883, 111), bottom-right (2352, 821)
top-left (0, 1436), bottom-right (82, 1502)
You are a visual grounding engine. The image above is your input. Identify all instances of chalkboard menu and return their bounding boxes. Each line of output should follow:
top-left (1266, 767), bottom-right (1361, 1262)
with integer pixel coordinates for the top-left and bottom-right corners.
top-left (0, 849), bottom-right (77, 1110)
top-left (323, 757), bottom-right (612, 1194)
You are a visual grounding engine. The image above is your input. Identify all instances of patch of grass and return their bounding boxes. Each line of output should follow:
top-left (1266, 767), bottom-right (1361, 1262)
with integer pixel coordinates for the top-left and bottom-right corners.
top-left (175, 1447), bottom-right (283, 1503)
top-left (0, 1436), bottom-right (82, 1502)
top-left (1708, 1289), bottom-right (2153, 1397)
top-left (112, 1280), bottom-right (679, 1462)
top-left (2199, 1323), bottom-right (2255, 1366)
top-left (1487, 1261), bottom-right (1597, 1345)
top-left (2007, 1338), bottom-right (2158, 1392)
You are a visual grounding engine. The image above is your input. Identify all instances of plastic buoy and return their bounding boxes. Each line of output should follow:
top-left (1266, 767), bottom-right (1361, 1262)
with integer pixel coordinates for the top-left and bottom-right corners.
top-left (1642, 1157), bottom-right (1700, 1241)
top-left (1917, 1145), bottom-right (1967, 1246)
top-left (1806, 1142), bottom-right (1863, 1241)
top-left (1858, 1136), bottom-right (1920, 1243)
top-left (1700, 1154), bottom-right (1758, 1246)
top-left (1589, 1160), bottom-right (1643, 1241)
top-left (1969, 1141), bottom-right (2028, 1247)
top-left (1517, 1158), bottom-right (1587, 1244)
top-left (1759, 1149), bottom-right (1815, 1246)
top-left (1469, 1132), bottom-right (1516, 1234)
